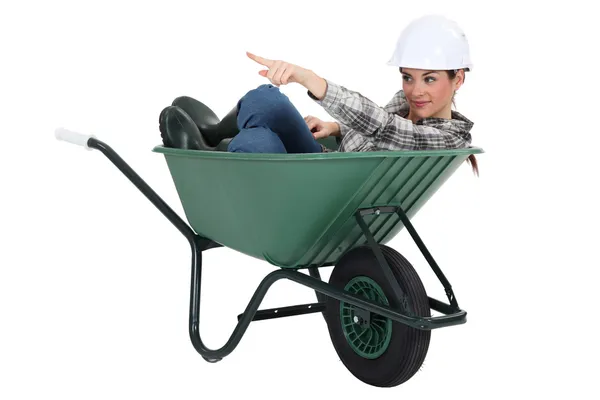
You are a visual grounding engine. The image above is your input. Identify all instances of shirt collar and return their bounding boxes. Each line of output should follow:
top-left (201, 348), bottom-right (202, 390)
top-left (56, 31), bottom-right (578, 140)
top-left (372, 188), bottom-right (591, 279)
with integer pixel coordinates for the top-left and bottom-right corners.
top-left (397, 91), bottom-right (474, 133)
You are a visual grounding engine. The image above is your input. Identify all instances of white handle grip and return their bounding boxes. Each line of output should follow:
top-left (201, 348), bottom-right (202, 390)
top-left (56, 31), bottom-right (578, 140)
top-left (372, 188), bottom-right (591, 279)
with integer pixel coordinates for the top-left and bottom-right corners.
top-left (55, 127), bottom-right (96, 150)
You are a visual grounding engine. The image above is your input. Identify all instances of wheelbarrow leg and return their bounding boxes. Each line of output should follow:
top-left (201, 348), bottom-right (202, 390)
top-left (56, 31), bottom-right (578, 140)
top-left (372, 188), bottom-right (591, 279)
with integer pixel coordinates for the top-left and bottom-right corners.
top-left (356, 206), bottom-right (461, 313)
top-left (394, 207), bottom-right (459, 309)
top-left (80, 138), bottom-right (245, 361)
top-left (308, 267), bottom-right (328, 320)
top-left (78, 139), bottom-right (338, 360)
top-left (308, 267), bottom-right (326, 303)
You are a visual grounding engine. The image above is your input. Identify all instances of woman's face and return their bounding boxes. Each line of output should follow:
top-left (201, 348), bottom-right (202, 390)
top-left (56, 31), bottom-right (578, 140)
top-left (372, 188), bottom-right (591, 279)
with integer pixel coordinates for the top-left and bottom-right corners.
top-left (401, 68), bottom-right (464, 121)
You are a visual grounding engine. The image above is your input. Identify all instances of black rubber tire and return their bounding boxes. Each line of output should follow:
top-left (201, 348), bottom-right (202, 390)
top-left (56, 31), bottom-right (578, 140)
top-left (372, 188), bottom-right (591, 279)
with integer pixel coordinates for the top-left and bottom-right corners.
top-left (325, 245), bottom-right (431, 387)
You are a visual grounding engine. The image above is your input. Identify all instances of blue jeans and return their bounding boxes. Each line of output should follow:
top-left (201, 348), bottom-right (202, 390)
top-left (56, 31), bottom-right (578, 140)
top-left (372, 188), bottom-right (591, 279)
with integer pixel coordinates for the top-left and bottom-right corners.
top-left (227, 84), bottom-right (323, 153)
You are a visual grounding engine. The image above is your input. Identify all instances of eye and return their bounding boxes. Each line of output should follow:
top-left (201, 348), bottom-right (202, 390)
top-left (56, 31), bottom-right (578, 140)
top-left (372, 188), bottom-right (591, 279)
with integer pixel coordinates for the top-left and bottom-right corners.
top-left (425, 76), bottom-right (436, 83)
top-left (402, 75), bottom-right (412, 82)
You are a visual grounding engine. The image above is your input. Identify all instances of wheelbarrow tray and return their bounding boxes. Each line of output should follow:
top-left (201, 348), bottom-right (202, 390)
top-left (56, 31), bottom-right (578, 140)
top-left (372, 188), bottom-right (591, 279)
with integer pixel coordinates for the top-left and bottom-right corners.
top-left (152, 146), bottom-right (483, 268)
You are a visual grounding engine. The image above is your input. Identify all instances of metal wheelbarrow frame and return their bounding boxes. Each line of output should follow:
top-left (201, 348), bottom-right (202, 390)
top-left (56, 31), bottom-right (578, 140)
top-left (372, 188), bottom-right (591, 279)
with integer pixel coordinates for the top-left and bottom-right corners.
top-left (55, 128), bottom-right (483, 387)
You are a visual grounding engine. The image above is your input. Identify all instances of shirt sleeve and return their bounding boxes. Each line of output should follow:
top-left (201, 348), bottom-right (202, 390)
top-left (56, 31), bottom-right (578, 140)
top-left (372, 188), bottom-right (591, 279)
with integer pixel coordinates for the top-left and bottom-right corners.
top-left (308, 79), bottom-right (471, 150)
top-left (382, 90), bottom-right (406, 114)
top-left (338, 122), bottom-right (351, 137)
top-left (308, 79), bottom-right (385, 136)
top-left (322, 87), bottom-right (401, 139)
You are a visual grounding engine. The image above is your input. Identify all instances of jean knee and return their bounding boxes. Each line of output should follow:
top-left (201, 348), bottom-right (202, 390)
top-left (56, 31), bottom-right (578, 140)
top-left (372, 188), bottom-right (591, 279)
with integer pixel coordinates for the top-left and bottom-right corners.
top-left (237, 84), bottom-right (292, 129)
top-left (243, 84), bottom-right (288, 105)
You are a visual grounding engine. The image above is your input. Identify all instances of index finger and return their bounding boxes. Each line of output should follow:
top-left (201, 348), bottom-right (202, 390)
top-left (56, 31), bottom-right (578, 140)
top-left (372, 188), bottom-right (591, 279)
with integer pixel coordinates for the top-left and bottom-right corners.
top-left (246, 51), bottom-right (273, 67)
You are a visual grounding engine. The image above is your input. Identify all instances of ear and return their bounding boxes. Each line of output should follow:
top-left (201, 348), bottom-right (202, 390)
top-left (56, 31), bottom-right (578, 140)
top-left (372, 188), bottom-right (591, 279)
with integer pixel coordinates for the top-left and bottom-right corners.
top-left (454, 69), bottom-right (465, 91)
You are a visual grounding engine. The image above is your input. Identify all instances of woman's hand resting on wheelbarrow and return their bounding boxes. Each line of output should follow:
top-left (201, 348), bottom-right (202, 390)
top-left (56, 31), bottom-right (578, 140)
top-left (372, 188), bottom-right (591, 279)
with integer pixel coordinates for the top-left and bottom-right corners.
top-left (246, 51), bottom-right (328, 100)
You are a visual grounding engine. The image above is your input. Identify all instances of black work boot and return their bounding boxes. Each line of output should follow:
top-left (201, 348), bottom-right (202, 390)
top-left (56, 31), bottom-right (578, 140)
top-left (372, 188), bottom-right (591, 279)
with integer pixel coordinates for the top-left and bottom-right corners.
top-left (172, 96), bottom-right (240, 147)
top-left (158, 106), bottom-right (207, 150)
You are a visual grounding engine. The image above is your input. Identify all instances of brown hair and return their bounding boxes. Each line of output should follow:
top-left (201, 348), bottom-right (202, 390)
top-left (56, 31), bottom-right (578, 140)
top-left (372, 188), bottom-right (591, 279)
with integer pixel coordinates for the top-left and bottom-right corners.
top-left (447, 69), bottom-right (479, 177)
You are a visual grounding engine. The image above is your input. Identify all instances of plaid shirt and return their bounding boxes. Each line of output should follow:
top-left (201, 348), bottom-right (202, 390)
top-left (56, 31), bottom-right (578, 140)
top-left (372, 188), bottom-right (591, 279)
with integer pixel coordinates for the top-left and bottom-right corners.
top-left (308, 79), bottom-right (474, 152)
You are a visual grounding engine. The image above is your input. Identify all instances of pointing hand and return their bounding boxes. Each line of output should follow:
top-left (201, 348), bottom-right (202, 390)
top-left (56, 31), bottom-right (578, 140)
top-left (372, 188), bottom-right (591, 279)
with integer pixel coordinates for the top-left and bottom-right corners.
top-left (246, 51), bottom-right (312, 87)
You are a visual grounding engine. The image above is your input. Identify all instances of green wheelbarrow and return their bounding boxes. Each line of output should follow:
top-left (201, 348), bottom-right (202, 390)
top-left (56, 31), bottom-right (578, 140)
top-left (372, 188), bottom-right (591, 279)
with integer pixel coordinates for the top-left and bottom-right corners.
top-left (55, 122), bottom-right (483, 388)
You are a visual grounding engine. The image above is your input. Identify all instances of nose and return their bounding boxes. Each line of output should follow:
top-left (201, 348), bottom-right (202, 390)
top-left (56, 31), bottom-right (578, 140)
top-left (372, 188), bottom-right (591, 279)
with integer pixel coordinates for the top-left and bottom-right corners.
top-left (412, 80), bottom-right (426, 97)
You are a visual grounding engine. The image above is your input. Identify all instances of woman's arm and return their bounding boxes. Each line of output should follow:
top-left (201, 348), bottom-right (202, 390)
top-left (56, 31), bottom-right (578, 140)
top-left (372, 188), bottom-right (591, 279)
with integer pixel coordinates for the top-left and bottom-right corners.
top-left (299, 70), bottom-right (328, 100)
top-left (245, 52), bottom-right (468, 148)
top-left (301, 71), bottom-right (392, 137)
top-left (302, 72), bottom-right (472, 150)
top-left (301, 70), bottom-right (408, 139)
top-left (246, 52), bottom-right (385, 137)
top-left (329, 122), bottom-right (342, 137)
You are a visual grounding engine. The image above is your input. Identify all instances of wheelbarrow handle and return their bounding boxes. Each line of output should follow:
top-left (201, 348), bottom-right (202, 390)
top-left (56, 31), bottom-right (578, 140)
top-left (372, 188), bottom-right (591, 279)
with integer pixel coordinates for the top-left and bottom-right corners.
top-left (55, 127), bottom-right (96, 150)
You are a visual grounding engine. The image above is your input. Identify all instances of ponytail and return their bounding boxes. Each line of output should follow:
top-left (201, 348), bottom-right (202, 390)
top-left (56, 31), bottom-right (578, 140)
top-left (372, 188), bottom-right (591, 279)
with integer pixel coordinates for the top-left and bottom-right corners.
top-left (466, 154), bottom-right (479, 177)
top-left (448, 70), bottom-right (478, 177)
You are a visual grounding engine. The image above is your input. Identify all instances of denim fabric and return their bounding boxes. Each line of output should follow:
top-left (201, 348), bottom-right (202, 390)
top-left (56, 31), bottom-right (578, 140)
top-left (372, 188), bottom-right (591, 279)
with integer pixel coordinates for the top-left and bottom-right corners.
top-left (227, 84), bottom-right (323, 154)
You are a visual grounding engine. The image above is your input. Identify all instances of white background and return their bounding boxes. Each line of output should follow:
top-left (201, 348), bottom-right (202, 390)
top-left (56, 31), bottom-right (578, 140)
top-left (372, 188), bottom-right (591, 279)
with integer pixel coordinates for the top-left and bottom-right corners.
top-left (1, 0), bottom-right (599, 398)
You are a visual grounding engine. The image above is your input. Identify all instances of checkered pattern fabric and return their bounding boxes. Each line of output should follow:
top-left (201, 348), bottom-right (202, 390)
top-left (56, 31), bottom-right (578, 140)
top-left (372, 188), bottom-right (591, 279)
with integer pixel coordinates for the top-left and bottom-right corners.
top-left (308, 79), bottom-right (474, 153)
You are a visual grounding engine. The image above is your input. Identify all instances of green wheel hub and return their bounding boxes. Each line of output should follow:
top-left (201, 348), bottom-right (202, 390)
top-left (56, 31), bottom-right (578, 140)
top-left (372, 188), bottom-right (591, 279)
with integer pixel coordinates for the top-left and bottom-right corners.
top-left (340, 276), bottom-right (392, 359)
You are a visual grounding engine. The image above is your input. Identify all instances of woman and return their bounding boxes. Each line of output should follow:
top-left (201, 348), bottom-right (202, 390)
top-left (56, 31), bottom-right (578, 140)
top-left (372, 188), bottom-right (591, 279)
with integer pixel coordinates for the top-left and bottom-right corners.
top-left (161, 15), bottom-right (478, 174)
top-left (226, 14), bottom-right (478, 174)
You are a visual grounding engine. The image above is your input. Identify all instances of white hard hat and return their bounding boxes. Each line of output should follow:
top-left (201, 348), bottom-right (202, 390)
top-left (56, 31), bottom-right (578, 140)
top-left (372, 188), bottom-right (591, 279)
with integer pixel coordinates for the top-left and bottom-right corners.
top-left (387, 15), bottom-right (473, 71)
